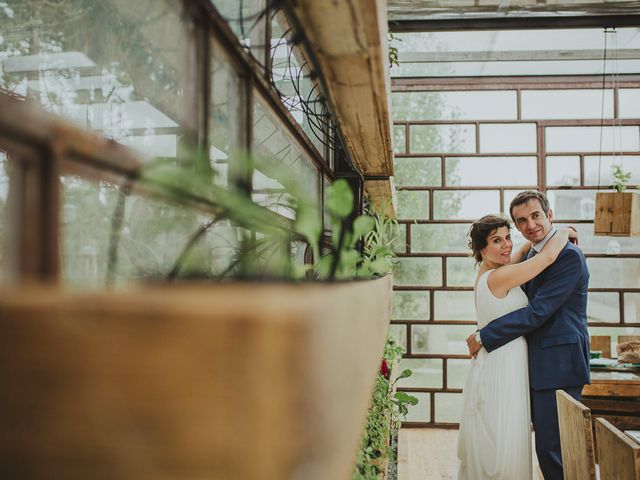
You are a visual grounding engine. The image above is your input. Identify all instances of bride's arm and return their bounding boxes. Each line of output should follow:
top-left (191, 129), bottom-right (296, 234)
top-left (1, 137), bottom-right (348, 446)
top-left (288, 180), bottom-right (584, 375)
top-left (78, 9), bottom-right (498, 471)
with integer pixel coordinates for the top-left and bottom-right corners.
top-left (487, 228), bottom-right (573, 297)
top-left (512, 240), bottom-right (532, 264)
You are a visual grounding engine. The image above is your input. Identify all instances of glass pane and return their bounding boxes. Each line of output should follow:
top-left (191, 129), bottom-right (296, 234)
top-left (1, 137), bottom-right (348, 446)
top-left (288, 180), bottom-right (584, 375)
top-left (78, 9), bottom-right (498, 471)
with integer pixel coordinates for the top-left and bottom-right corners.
top-left (587, 258), bottom-right (640, 289)
top-left (411, 224), bottom-right (470, 253)
top-left (61, 176), bottom-right (239, 287)
top-left (394, 157), bottom-right (441, 187)
top-left (412, 324), bottom-right (473, 354)
top-left (555, 223), bottom-right (640, 255)
top-left (522, 89), bottom-right (613, 120)
top-left (211, 42), bottom-right (244, 187)
top-left (625, 293), bottom-right (640, 324)
top-left (391, 29), bottom-right (640, 78)
top-left (410, 124), bottom-right (475, 154)
top-left (584, 156), bottom-right (640, 187)
top-left (392, 224), bottom-right (409, 254)
top-left (252, 94), bottom-right (319, 217)
top-left (547, 189), bottom-right (603, 220)
top-left (392, 91), bottom-right (516, 121)
top-left (211, 0), bottom-right (266, 48)
top-left (479, 124), bottom-right (536, 153)
top-left (395, 257), bottom-right (442, 287)
top-left (588, 292), bottom-right (620, 324)
top-left (394, 124), bottom-right (406, 154)
top-left (392, 60), bottom-right (640, 78)
top-left (403, 392), bottom-right (430, 422)
top-left (435, 393), bottom-right (463, 423)
top-left (1, 1), bottom-right (194, 160)
top-left (446, 257), bottom-right (477, 287)
top-left (447, 156), bottom-right (537, 187)
top-left (433, 191), bottom-right (500, 220)
top-left (448, 359), bottom-right (471, 390)
top-left (397, 190), bottom-right (429, 220)
top-left (392, 291), bottom-right (430, 320)
top-left (0, 151), bottom-right (8, 282)
top-left (619, 89), bottom-right (640, 119)
top-left (546, 126), bottom-right (640, 153)
top-left (396, 358), bottom-right (442, 388)
top-left (270, 17), bottom-right (326, 158)
top-left (390, 324), bottom-right (408, 351)
top-left (434, 291), bottom-right (475, 321)
top-left (546, 156), bottom-right (580, 186)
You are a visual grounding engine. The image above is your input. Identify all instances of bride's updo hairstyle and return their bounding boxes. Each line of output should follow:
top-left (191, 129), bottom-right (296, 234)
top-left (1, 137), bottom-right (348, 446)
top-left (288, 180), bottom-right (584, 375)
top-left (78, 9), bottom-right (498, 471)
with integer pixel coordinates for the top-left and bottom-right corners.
top-left (468, 215), bottom-right (511, 265)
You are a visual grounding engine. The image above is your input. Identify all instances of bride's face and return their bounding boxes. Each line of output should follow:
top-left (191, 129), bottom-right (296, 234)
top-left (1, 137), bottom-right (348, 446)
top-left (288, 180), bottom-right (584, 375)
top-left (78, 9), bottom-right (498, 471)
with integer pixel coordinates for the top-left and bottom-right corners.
top-left (481, 226), bottom-right (513, 266)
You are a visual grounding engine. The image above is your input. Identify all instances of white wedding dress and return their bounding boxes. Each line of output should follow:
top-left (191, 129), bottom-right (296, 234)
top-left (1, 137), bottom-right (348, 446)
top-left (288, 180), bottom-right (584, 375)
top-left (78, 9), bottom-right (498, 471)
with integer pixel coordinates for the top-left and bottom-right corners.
top-left (457, 270), bottom-right (533, 480)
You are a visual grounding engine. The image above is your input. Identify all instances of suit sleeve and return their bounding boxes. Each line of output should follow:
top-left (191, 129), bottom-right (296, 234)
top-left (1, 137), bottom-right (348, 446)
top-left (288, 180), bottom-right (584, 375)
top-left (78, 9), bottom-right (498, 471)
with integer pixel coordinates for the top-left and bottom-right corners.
top-left (479, 248), bottom-right (583, 353)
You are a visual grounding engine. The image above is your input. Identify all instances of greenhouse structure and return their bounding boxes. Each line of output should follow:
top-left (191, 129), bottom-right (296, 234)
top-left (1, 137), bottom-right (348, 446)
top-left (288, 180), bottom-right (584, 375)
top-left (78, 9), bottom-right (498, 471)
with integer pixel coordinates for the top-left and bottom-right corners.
top-left (0, 1), bottom-right (639, 479)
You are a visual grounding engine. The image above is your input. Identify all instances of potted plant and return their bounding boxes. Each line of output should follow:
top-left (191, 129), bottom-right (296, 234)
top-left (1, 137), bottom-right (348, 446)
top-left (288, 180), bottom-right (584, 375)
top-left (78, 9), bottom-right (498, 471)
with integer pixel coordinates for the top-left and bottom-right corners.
top-left (0, 150), bottom-right (397, 480)
top-left (594, 165), bottom-right (640, 237)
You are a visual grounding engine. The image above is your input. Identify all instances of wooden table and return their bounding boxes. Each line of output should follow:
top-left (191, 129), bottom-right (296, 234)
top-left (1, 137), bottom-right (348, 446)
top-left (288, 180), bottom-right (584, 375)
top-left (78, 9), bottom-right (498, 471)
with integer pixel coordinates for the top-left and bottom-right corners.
top-left (583, 370), bottom-right (640, 397)
top-left (582, 370), bottom-right (640, 430)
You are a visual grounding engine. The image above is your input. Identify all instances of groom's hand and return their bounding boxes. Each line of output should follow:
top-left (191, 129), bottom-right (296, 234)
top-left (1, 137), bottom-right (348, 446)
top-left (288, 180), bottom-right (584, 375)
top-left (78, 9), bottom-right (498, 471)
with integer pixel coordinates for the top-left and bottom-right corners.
top-left (466, 333), bottom-right (482, 357)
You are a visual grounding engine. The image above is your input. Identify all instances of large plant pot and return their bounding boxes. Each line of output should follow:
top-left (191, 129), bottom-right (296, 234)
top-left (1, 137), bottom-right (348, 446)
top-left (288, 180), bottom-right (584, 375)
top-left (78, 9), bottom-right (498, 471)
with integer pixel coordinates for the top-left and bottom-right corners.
top-left (0, 276), bottom-right (392, 480)
top-left (594, 191), bottom-right (640, 237)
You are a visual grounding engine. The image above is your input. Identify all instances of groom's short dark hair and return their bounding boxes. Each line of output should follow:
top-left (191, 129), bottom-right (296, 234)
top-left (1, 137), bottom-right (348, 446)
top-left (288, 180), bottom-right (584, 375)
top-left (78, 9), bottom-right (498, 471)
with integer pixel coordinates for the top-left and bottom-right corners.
top-left (509, 191), bottom-right (550, 222)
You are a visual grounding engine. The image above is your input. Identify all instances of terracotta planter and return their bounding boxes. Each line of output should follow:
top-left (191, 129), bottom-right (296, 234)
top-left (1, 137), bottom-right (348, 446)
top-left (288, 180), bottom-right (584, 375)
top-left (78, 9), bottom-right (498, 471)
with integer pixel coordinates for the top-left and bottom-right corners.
top-left (0, 276), bottom-right (392, 480)
top-left (594, 191), bottom-right (640, 237)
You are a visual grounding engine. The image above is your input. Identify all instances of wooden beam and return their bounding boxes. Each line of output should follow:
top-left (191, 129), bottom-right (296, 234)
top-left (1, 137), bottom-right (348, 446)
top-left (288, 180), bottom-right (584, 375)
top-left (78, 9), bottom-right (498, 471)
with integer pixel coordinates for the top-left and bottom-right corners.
top-left (387, 0), bottom-right (640, 20)
top-left (398, 49), bottom-right (640, 64)
top-left (288, 0), bottom-right (395, 209)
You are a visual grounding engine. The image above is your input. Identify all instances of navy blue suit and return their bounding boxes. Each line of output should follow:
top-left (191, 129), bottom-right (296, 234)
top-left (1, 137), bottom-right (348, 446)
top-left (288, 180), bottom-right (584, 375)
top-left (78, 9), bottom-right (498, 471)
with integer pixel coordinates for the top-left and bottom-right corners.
top-left (479, 242), bottom-right (590, 480)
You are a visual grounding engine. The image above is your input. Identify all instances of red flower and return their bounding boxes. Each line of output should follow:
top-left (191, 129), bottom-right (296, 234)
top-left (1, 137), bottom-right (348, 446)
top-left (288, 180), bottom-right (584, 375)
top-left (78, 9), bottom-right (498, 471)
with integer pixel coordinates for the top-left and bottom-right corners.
top-left (380, 358), bottom-right (390, 379)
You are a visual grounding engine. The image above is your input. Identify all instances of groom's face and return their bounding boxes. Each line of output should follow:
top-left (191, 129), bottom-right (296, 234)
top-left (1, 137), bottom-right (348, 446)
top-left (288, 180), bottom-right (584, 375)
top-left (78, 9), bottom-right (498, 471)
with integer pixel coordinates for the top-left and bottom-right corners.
top-left (512, 199), bottom-right (553, 244)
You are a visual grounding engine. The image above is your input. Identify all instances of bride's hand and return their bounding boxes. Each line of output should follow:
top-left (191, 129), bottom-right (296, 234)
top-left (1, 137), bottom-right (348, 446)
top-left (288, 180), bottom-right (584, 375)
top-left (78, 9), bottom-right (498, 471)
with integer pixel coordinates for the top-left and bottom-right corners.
top-left (466, 333), bottom-right (482, 357)
top-left (565, 226), bottom-right (578, 245)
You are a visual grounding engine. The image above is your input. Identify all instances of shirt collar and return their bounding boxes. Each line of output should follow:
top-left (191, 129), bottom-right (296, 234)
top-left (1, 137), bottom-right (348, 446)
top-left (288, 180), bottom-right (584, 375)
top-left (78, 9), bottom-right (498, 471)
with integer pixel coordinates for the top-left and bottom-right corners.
top-left (532, 227), bottom-right (557, 253)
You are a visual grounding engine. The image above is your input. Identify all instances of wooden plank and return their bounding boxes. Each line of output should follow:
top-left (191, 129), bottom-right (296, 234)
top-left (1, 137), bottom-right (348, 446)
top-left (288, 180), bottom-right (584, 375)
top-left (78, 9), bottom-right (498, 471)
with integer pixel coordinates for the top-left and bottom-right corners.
top-left (289, 0), bottom-right (395, 200)
top-left (583, 381), bottom-right (640, 397)
top-left (582, 397), bottom-right (640, 415)
top-left (556, 390), bottom-right (597, 480)
top-left (590, 335), bottom-right (612, 359)
top-left (365, 179), bottom-right (397, 218)
top-left (0, 277), bottom-right (392, 480)
top-left (595, 417), bottom-right (640, 480)
top-left (594, 192), bottom-right (640, 237)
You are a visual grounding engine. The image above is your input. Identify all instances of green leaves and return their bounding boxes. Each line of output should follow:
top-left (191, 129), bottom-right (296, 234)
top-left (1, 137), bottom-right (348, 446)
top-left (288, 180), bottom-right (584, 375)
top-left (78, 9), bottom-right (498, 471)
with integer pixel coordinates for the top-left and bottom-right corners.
top-left (352, 336), bottom-right (417, 479)
top-left (326, 179), bottom-right (354, 219)
top-left (612, 164), bottom-right (633, 193)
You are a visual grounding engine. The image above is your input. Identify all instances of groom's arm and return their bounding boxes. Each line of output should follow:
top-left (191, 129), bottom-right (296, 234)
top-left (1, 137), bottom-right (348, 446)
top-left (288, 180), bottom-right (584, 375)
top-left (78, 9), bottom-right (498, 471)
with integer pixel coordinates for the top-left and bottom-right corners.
top-left (477, 248), bottom-right (583, 353)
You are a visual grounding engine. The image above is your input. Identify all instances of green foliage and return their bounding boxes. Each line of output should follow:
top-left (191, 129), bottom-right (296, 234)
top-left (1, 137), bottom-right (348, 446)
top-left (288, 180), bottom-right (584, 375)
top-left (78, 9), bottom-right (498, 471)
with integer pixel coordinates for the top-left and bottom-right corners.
top-left (612, 164), bottom-right (633, 193)
top-left (110, 154), bottom-right (398, 282)
top-left (352, 337), bottom-right (418, 480)
top-left (301, 180), bottom-right (398, 281)
top-left (388, 32), bottom-right (401, 68)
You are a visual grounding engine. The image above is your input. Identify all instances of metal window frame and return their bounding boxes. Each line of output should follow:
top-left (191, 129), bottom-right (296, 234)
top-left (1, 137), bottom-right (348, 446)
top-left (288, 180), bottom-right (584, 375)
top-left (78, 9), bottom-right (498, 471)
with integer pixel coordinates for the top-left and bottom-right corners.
top-left (392, 74), bottom-right (640, 428)
top-left (0, 0), bottom-right (343, 282)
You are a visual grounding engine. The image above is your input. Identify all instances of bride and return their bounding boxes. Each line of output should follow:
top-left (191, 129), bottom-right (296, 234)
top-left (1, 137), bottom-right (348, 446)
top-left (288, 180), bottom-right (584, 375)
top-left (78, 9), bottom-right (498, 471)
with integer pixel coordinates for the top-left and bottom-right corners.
top-left (457, 214), bottom-right (576, 480)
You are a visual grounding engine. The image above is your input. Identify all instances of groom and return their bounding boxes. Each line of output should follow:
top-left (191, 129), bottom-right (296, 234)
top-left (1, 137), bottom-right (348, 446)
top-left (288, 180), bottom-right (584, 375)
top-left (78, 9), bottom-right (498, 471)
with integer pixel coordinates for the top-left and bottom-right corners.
top-left (466, 190), bottom-right (590, 480)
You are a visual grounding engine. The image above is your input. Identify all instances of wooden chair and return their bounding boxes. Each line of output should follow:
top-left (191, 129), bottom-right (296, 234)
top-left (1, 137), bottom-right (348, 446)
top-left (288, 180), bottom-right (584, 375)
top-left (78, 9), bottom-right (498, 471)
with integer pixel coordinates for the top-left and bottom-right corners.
top-left (557, 390), bottom-right (597, 480)
top-left (595, 417), bottom-right (640, 479)
top-left (591, 335), bottom-right (612, 359)
top-left (619, 335), bottom-right (640, 345)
